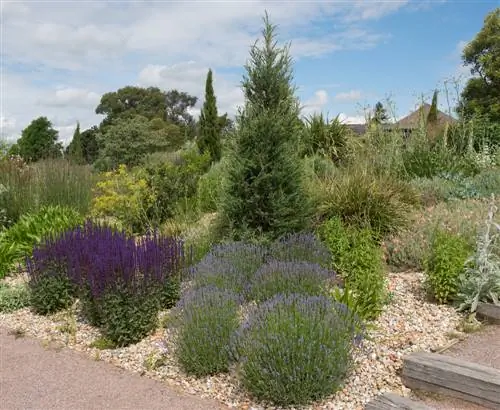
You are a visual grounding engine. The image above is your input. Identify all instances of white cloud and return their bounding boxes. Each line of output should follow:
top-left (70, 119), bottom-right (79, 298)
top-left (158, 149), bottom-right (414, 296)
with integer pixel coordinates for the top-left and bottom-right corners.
top-left (138, 62), bottom-right (244, 116)
top-left (338, 113), bottom-right (366, 124)
top-left (1, 1), bottom-right (416, 144)
top-left (38, 88), bottom-right (101, 108)
top-left (334, 90), bottom-right (363, 102)
top-left (301, 90), bottom-right (329, 115)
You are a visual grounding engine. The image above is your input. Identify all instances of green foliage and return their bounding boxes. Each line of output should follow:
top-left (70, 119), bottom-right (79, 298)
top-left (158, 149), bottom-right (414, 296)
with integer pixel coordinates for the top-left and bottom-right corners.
top-left (456, 197), bottom-right (500, 312)
top-left (29, 272), bottom-right (75, 315)
top-left (91, 164), bottom-right (154, 234)
top-left (233, 294), bottom-right (359, 406)
top-left (67, 122), bottom-right (85, 165)
top-left (99, 282), bottom-right (160, 347)
top-left (319, 217), bottom-right (387, 320)
top-left (145, 147), bottom-right (211, 223)
top-left (424, 230), bottom-right (472, 304)
top-left (96, 116), bottom-right (174, 170)
top-left (96, 86), bottom-right (168, 125)
top-left (371, 101), bottom-right (389, 125)
top-left (315, 165), bottom-right (417, 237)
top-left (196, 160), bottom-right (225, 213)
top-left (302, 113), bottom-right (353, 163)
top-left (17, 117), bottom-right (63, 162)
top-left (197, 69), bottom-right (222, 163)
top-left (459, 8), bottom-right (500, 122)
top-left (0, 157), bottom-right (95, 225)
top-left (0, 283), bottom-right (31, 312)
top-left (0, 205), bottom-right (83, 278)
top-left (221, 15), bottom-right (311, 240)
top-left (384, 197), bottom-right (496, 270)
top-left (175, 287), bottom-right (241, 376)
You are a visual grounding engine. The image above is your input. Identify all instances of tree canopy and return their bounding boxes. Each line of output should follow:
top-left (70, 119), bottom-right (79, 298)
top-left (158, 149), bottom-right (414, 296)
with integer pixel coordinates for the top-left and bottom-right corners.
top-left (459, 8), bottom-right (500, 122)
top-left (17, 117), bottom-right (63, 162)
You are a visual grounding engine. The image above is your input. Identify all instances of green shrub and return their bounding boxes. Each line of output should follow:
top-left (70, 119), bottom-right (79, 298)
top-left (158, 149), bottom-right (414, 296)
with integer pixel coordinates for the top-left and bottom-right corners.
top-left (29, 272), bottom-right (75, 315)
top-left (384, 198), bottom-right (495, 270)
top-left (175, 286), bottom-right (240, 376)
top-left (196, 160), bottom-right (225, 213)
top-left (424, 230), bottom-right (472, 304)
top-left (316, 166), bottom-right (417, 237)
top-left (91, 164), bottom-right (155, 234)
top-left (145, 147), bottom-right (211, 223)
top-left (99, 282), bottom-right (160, 346)
top-left (0, 283), bottom-right (31, 312)
top-left (232, 294), bottom-right (360, 406)
top-left (0, 205), bottom-right (83, 278)
top-left (320, 217), bottom-right (387, 320)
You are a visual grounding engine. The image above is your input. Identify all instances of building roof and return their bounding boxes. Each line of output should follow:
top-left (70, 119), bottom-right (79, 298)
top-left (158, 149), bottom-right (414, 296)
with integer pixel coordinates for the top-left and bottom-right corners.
top-left (395, 103), bottom-right (457, 129)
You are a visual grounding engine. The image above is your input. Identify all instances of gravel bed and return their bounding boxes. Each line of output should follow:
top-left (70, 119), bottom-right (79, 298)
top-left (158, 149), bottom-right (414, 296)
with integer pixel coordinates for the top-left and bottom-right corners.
top-left (0, 271), bottom-right (466, 409)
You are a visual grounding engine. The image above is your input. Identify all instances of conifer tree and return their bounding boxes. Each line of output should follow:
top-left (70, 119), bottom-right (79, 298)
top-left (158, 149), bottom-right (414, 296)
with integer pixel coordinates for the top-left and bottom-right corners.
top-left (68, 122), bottom-right (85, 164)
top-left (197, 69), bottom-right (221, 163)
top-left (221, 12), bottom-right (310, 240)
top-left (427, 90), bottom-right (439, 124)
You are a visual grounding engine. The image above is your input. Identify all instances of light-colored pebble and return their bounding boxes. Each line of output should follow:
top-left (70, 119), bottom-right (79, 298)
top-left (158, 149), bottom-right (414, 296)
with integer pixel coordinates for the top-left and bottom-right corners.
top-left (0, 271), bottom-right (465, 409)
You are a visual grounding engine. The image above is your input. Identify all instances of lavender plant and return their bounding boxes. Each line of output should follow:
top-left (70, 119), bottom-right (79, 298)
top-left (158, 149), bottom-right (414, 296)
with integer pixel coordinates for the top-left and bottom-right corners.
top-left (268, 232), bottom-right (332, 267)
top-left (456, 195), bottom-right (500, 312)
top-left (174, 286), bottom-right (241, 376)
top-left (247, 261), bottom-right (336, 302)
top-left (190, 242), bottom-right (267, 296)
top-left (232, 294), bottom-right (361, 406)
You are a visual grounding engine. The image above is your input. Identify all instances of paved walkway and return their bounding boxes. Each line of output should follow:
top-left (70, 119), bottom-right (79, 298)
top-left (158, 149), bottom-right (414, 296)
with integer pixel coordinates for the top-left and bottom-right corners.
top-left (0, 327), bottom-right (225, 410)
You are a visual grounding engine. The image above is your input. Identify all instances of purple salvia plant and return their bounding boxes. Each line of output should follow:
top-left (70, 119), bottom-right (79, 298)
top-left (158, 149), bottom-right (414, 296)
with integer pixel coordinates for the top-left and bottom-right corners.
top-left (26, 221), bottom-right (184, 299)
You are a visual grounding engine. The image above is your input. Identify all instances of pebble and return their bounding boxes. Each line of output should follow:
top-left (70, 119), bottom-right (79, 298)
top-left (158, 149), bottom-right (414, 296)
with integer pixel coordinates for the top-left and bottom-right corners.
top-left (0, 271), bottom-right (465, 409)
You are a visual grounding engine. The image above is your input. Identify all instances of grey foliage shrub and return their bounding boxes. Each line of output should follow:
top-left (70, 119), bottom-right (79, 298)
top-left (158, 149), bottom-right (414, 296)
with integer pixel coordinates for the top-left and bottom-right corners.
top-left (232, 294), bottom-right (361, 406)
top-left (175, 286), bottom-right (241, 376)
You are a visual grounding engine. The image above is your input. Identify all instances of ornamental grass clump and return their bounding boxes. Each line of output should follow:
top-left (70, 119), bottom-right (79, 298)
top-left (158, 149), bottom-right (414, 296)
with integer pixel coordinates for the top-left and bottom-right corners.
top-left (232, 294), bottom-right (361, 406)
top-left (175, 286), bottom-right (241, 376)
top-left (190, 242), bottom-right (267, 297)
top-left (248, 261), bottom-right (335, 302)
top-left (268, 232), bottom-right (332, 267)
top-left (27, 222), bottom-right (185, 345)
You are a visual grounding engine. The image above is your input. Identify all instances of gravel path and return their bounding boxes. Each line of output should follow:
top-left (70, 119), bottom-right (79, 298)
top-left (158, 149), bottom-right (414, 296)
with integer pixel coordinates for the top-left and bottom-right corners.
top-left (0, 271), bottom-right (468, 409)
top-left (0, 326), bottom-right (225, 410)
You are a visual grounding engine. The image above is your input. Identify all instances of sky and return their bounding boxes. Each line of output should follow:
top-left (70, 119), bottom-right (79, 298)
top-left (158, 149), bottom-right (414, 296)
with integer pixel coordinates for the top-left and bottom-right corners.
top-left (1, 0), bottom-right (499, 144)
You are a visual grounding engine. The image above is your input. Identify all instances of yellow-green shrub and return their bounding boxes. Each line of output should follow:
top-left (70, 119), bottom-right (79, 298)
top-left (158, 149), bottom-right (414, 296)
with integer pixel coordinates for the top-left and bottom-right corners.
top-left (91, 165), bottom-right (154, 234)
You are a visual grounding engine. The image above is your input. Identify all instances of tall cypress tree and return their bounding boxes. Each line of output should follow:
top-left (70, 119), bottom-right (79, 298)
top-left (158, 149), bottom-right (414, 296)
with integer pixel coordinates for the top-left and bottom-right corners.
top-left (68, 122), bottom-right (84, 164)
top-left (427, 90), bottom-right (439, 124)
top-left (197, 69), bottom-right (221, 163)
top-left (221, 12), bottom-right (310, 240)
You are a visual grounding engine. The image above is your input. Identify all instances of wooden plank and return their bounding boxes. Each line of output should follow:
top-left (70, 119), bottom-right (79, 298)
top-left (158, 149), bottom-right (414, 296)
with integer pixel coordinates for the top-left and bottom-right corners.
top-left (402, 352), bottom-right (500, 409)
top-left (365, 392), bottom-right (432, 410)
top-left (477, 302), bottom-right (500, 325)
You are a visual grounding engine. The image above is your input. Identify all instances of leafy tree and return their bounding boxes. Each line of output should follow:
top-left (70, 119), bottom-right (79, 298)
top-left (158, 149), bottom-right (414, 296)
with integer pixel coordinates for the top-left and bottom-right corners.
top-left (458, 8), bottom-right (500, 122)
top-left (372, 101), bottom-right (389, 125)
top-left (427, 90), bottom-right (439, 124)
top-left (221, 13), bottom-right (310, 240)
top-left (67, 122), bottom-right (85, 164)
top-left (164, 90), bottom-right (198, 126)
top-left (96, 86), bottom-right (167, 126)
top-left (80, 126), bottom-right (100, 164)
top-left (17, 117), bottom-right (62, 162)
top-left (197, 69), bottom-right (222, 163)
top-left (96, 116), bottom-right (173, 170)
